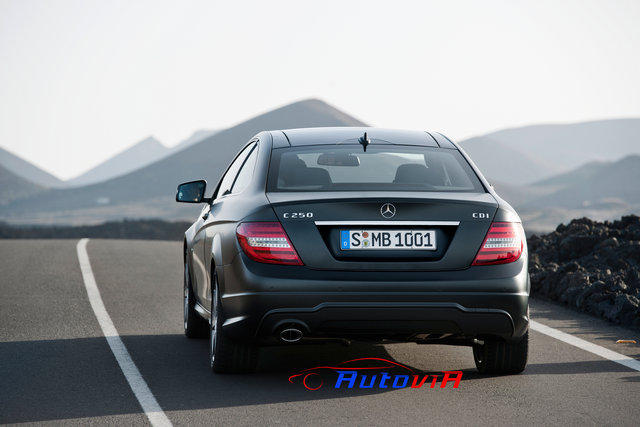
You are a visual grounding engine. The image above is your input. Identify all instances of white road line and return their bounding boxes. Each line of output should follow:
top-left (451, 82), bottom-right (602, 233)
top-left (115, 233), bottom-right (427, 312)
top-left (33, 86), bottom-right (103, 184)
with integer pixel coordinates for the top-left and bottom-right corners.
top-left (530, 320), bottom-right (640, 372)
top-left (76, 238), bottom-right (172, 427)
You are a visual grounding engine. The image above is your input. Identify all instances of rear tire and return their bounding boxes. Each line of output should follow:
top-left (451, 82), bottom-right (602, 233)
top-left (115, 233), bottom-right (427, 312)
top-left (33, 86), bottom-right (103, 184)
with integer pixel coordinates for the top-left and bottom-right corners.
top-left (473, 331), bottom-right (528, 375)
top-left (209, 271), bottom-right (258, 374)
top-left (183, 261), bottom-right (208, 339)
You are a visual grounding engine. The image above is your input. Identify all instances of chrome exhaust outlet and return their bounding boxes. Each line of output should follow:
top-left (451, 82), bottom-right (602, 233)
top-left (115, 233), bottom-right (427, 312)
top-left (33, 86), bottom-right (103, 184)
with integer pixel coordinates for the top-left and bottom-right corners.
top-left (280, 328), bottom-right (303, 343)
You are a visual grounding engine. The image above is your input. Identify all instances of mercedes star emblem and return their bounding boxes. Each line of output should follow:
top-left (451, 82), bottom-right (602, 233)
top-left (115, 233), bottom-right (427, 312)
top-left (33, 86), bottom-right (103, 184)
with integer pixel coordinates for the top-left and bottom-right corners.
top-left (380, 203), bottom-right (396, 218)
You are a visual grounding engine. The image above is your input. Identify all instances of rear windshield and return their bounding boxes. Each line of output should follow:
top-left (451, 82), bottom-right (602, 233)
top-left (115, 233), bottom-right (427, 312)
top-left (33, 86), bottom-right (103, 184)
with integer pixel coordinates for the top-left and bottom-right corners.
top-left (267, 145), bottom-right (485, 193)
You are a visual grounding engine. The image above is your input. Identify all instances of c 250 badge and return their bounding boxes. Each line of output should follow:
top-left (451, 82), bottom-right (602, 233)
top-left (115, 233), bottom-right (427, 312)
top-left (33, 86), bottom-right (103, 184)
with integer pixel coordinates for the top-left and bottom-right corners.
top-left (283, 212), bottom-right (314, 219)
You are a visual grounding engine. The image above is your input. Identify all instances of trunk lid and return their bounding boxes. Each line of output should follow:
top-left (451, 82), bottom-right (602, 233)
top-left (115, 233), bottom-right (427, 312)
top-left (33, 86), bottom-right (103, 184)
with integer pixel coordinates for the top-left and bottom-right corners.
top-left (267, 191), bottom-right (498, 271)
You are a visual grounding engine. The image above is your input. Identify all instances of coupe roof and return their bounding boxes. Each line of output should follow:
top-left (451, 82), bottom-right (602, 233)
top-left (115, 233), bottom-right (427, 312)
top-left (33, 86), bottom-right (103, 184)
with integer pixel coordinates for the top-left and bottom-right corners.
top-left (271, 127), bottom-right (454, 148)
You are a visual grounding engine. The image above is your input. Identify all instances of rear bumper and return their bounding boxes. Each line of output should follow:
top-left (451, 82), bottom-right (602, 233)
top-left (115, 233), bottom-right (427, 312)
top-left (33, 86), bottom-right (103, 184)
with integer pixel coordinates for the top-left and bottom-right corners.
top-left (219, 254), bottom-right (529, 343)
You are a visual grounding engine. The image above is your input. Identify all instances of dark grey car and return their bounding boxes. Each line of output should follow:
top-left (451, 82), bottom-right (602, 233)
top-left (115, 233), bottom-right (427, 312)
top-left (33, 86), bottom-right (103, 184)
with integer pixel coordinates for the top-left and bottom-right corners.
top-left (177, 127), bottom-right (529, 374)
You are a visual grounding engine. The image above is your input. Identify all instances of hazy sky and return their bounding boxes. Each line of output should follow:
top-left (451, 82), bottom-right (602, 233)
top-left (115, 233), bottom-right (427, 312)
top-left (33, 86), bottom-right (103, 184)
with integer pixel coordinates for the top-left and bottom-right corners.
top-left (1, 0), bottom-right (639, 179)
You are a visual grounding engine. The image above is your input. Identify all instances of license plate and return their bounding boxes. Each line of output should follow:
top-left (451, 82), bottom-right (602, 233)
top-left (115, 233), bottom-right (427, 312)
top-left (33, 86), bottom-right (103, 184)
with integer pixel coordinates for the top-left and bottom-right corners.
top-left (340, 230), bottom-right (436, 250)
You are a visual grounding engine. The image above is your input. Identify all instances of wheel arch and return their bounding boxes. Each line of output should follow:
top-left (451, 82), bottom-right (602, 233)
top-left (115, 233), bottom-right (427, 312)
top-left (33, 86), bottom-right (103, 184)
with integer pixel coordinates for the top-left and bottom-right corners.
top-left (209, 233), bottom-right (224, 292)
top-left (183, 239), bottom-right (188, 263)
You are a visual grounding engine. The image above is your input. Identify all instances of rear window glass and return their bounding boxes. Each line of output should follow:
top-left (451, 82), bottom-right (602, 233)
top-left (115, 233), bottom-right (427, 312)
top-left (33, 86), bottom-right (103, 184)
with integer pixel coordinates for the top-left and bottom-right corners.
top-left (267, 145), bottom-right (484, 193)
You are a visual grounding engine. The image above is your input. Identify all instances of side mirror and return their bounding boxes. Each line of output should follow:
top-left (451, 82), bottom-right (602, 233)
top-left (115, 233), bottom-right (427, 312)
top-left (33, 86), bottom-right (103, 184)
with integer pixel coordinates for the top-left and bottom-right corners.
top-left (176, 180), bottom-right (207, 203)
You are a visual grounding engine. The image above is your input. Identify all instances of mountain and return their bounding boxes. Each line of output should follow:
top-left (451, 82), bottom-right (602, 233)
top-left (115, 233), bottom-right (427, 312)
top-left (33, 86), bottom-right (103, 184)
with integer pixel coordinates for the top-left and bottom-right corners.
top-left (4, 100), bottom-right (636, 229)
top-left (493, 155), bottom-right (640, 233)
top-left (523, 155), bottom-right (640, 209)
top-left (530, 160), bottom-right (609, 189)
top-left (459, 118), bottom-right (640, 185)
top-left (459, 137), bottom-right (559, 185)
top-left (0, 164), bottom-right (44, 205)
top-left (67, 131), bottom-right (220, 187)
top-left (1, 99), bottom-right (367, 224)
top-left (489, 118), bottom-right (640, 171)
top-left (66, 136), bottom-right (169, 187)
top-left (0, 146), bottom-right (63, 188)
top-left (493, 160), bottom-right (611, 207)
top-left (170, 129), bottom-right (219, 153)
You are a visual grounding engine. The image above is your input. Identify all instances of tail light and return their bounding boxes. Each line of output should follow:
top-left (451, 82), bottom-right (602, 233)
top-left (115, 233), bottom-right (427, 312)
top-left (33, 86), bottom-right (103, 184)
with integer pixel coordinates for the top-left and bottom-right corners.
top-left (472, 222), bottom-right (525, 266)
top-left (236, 222), bottom-right (303, 265)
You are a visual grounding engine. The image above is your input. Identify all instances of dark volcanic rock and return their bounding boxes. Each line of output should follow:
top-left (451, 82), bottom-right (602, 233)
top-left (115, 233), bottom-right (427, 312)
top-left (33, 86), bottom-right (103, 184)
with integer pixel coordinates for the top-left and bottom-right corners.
top-left (529, 215), bottom-right (640, 329)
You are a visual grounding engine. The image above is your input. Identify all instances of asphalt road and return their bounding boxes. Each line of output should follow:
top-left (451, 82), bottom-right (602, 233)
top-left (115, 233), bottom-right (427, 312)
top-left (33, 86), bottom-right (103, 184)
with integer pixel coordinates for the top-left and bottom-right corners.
top-left (1, 239), bottom-right (639, 425)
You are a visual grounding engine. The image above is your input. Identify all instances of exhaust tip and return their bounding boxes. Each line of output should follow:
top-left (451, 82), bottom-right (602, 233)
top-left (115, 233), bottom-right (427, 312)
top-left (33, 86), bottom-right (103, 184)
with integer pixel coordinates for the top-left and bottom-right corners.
top-left (280, 328), bottom-right (303, 343)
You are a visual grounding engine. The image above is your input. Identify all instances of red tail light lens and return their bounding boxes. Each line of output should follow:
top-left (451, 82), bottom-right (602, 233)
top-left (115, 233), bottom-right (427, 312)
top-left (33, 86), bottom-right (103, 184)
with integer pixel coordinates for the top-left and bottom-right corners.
top-left (472, 222), bottom-right (525, 266)
top-left (236, 222), bottom-right (303, 265)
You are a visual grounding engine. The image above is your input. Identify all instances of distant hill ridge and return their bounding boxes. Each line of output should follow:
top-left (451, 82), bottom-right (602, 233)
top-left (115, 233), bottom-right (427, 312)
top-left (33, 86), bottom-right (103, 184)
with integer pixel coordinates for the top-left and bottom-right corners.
top-left (524, 154), bottom-right (640, 209)
top-left (459, 118), bottom-right (640, 185)
top-left (1, 98), bottom-right (367, 224)
top-left (493, 154), bottom-right (640, 232)
top-left (459, 136), bottom-right (559, 185)
top-left (1, 99), bottom-right (638, 232)
top-left (65, 129), bottom-right (220, 187)
top-left (0, 130), bottom-right (220, 192)
top-left (0, 146), bottom-right (63, 188)
top-left (67, 136), bottom-right (169, 186)
top-left (0, 163), bottom-right (44, 205)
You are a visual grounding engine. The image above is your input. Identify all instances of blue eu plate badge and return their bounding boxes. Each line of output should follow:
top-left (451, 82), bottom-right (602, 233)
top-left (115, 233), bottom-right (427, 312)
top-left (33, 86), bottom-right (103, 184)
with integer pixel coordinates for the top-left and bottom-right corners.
top-left (340, 230), bottom-right (350, 249)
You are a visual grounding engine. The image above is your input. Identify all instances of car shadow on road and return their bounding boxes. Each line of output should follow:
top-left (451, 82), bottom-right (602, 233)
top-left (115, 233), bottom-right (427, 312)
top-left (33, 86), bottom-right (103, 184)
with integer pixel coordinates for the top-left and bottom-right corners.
top-left (2, 333), bottom-right (638, 423)
top-left (0, 334), bottom-right (471, 423)
top-left (121, 334), bottom-right (473, 411)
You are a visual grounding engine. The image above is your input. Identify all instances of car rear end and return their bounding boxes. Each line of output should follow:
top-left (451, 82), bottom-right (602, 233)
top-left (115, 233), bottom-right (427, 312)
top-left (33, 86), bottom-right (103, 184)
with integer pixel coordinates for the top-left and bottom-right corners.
top-left (221, 131), bottom-right (529, 348)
